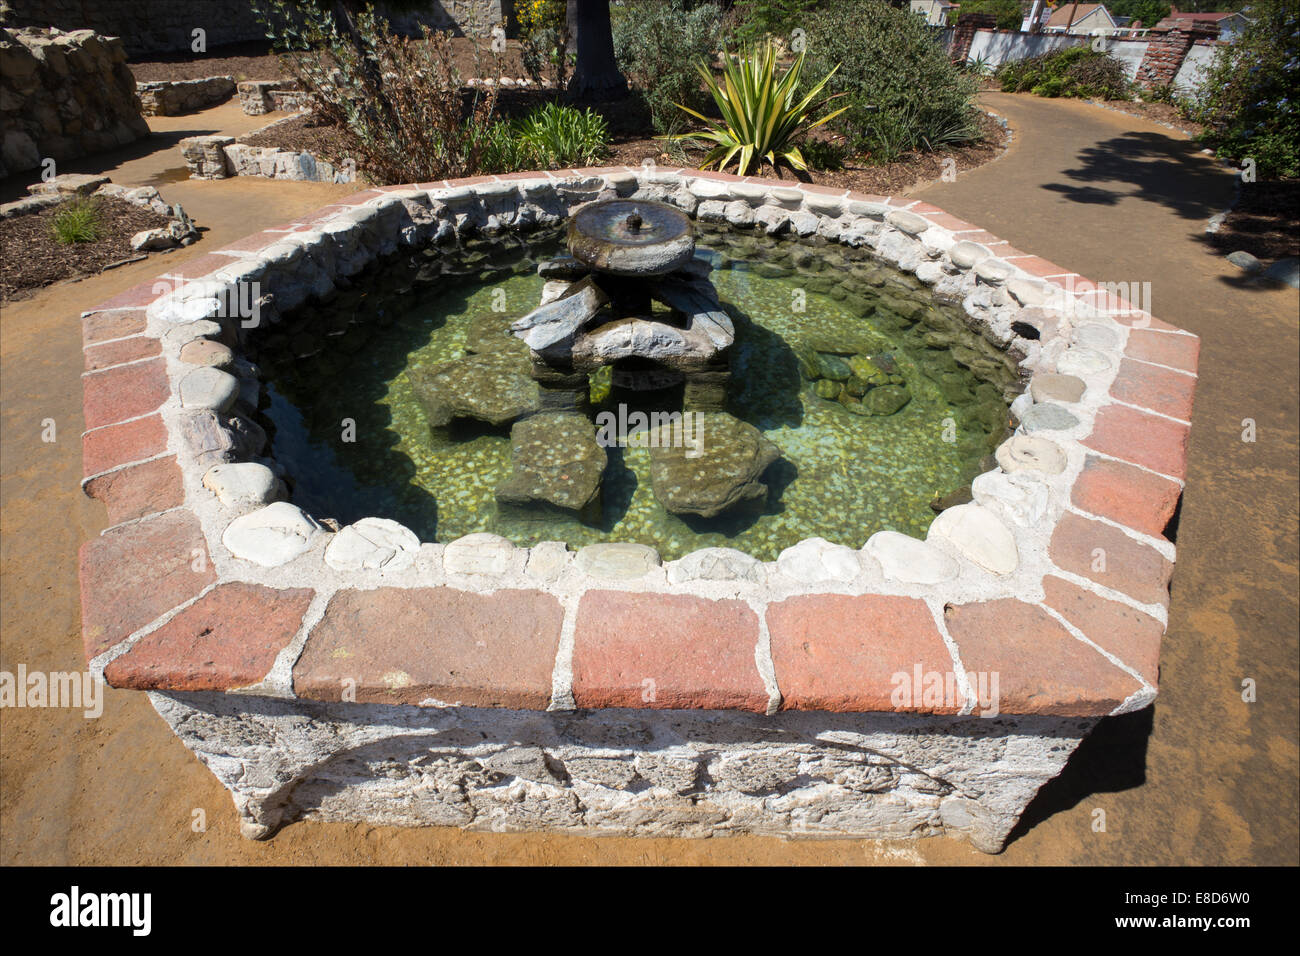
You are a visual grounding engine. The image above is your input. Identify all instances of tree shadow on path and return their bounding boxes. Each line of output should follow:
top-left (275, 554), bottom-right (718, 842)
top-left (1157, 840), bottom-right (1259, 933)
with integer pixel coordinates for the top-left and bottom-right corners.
top-left (1042, 130), bottom-right (1236, 224)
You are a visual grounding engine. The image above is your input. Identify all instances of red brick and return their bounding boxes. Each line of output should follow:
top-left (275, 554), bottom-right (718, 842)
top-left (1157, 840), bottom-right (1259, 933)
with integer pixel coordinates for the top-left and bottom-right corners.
top-left (1071, 455), bottom-right (1183, 538)
top-left (83, 413), bottom-right (167, 477)
top-left (80, 510), bottom-right (217, 659)
top-left (1125, 328), bottom-right (1200, 373)
top-left (572, 166), bottom-right (626, 177)
top-left (90, 282), bottom-right (164, 311)
top-left (339, 189), bottom-right (385, 204)
top-left (82, 309), bottom-right (147, 346)
top-left (768, 594), bottom-right (957, 713)
top-left (158, 253), bottom-right (241, 280)
top-left (494, 170), bottom-right (554, 182)
top-left (1042, 576), bottom-right (1163, 687)
top-left (83, 335), bottom-right (160, 371)
top-left (1049, 512), bottom-right (1173, 608)
top-left (686, 168), bottom-right (741, 183)
top-left (1083, 404), bottom-right (1190, 479)
top-left (944, 599), bottom-right (1142, 716)
top-left (293, 587), bottom-right (563, 708)
top-left (1110, 358), bottom-right (1196, 422)
top-left (906, 201), bottom-right (945, 216)
top-left (450, 175), bottom-right (500, 187)
top-left (82, 357), bottom-right (169, 429)
top-left (920, 211), bottom-right (978, 231)
top-left (216, 230), bottom-right (290, 254)
top-left (572, 591), bottom-right (764, 710)
top-left (1008, 255), bottom-right (1073, 278)
top-left (795, 183), bottom-right (848, 197)
top-left (846, 191), bottom-right (891, 205)
top-left (104, 582), bottom-right (313, 692)
top-left (83, 455), bottom-right (184, 525)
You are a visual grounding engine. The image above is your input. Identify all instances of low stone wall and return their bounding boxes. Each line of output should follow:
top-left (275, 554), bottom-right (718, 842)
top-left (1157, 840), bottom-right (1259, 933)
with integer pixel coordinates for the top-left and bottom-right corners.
top-left (137, 75), bottom-right (234, 116)
top-left (178, 132), bottom-right (356, 184)
top-left (0, 25), bottom-right (149, 178)
top-left (237, 80), bottom-right (309, 116)
top-left (75, 168), bottom-right (1199, 850)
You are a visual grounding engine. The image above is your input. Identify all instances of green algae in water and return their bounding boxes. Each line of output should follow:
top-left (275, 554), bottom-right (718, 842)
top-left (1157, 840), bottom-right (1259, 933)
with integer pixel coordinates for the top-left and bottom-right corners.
top-left (253, 229), bottom-right (1012, 561)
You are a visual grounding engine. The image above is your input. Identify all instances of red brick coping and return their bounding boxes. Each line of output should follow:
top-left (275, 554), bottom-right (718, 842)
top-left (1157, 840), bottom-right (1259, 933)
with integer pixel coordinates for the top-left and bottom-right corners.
top-left (77, 166), bottom-right (1199, 719)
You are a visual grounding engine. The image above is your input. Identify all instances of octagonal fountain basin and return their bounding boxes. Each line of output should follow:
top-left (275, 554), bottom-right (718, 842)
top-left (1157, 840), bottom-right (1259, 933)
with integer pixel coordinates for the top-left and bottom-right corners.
top-left (77, 169), bottom-right (1200, 851)
top-left (251, 221), bottom-right (1016, 560)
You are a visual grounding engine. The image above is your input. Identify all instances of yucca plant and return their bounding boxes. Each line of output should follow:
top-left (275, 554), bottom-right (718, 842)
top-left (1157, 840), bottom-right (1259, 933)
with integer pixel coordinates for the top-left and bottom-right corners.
top-left (669, 41), bottom-right (847, 177)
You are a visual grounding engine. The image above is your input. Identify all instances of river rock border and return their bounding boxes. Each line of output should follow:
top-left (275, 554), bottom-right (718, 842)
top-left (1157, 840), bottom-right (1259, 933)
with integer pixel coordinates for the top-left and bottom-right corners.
top-left (75, 166), bottom-right (1199, 846)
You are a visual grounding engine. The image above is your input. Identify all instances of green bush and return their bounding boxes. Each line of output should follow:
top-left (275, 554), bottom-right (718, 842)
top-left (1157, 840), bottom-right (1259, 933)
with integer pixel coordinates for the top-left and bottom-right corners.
top-left (50, 197), bottom-right (102, 244)
top-left (484, 102), bottom-right (610, 172)
top-left (1187, 0), bottom-right (1299, 179)
top-left (803, 0), bottom-right (980, 163)
top-left (612, 0), bottom-right (722, 135)
top-left (730, 0), bottom-right (818, 46)
top-left (955, 0), bottom-right (1026, 30)
top-left (997, 46), bottom-right (1130, 100)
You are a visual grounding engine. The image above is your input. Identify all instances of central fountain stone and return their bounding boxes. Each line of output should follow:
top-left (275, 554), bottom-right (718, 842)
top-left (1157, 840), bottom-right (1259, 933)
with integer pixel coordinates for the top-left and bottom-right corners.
top-left (498, 198), bottom-right (779, 520)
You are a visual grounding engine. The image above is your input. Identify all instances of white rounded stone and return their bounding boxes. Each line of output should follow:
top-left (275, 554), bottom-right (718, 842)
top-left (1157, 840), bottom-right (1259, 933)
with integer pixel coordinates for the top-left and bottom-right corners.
top-left (950, 241), bottom-right (989, 269)
top-left (666, 547), bottom-right (763, 584)
top-left (1072, 323), bottom-right (1119, 350)
top-left (995, 434), bottom-right (1068, 475)
top-left (777, 537), bottom-right (861, 584)
top-left (1007, 278), bottom-right (1049, 306)
top-left (325, 517), bottom-right (420, 572)
top-left (1056, 346), bottom-right (1113, 377)
top-left (575, 542), bottom-right (660, 579)
top-left (1010, 392), bottom-right (1034, 421)
top-left (525, 540), bottom-right (571, 583)
top-left (222, 501), bottom-right (323, 567)
top-left (179, 366), bottom-right (240, 412)
top-left (974, 258), bottom-right (1011, 284)
top-left (444, 532), bottom-right (515, 575)
top-left (970, 471), bottom-right (1051, 527)
top-left (886, 209), bottom-right (929, 236)
top-left (927, 503), bottom-right (1019, 576)
top-left (202, 462), bottom-right (282, 509)
top-left (864, 531), bottom-right (959, 584)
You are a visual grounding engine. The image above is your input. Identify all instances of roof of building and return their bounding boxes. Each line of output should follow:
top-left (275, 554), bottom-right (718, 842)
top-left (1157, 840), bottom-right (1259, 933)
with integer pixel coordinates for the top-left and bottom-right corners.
top-left (1045, 4), bottom-right (1113, 28)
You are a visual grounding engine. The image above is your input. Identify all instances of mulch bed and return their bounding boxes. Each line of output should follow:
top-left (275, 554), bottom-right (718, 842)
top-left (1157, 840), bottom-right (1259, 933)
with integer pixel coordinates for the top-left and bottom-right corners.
top-left (1088, 98), bottom-right (1205, 138)
top-left (1206, 179), bottom-right (1300, 262)
top-left (129, 38), bottom-right (529, 84)
top-left (0, 198), bottom-right (174, 301)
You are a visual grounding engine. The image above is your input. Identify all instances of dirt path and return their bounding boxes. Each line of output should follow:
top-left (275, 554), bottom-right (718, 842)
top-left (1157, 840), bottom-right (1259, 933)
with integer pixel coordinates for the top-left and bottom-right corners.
top-left (1, 95), bottom-right (1296, 865)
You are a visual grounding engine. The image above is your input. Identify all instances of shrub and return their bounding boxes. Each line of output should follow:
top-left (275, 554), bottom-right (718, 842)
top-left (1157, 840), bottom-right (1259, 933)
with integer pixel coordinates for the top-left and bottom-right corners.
top-left (803, 0), bottom-right (980, 163)
top-left (955, 0), bottom-right (1026, 31)
top-left (673, 40), bottom-right (846, 176)
top-left (484, 102), bottom-right (610, 172)
top-left (730, 0), bottom-right (818, 46)
top-left (612, 0), bottom-right (722, 135)
top-left (997, 46), bottom-right (1130, 100)
top-left (251, 0), bottom-right (504, 184)
top-left (50, 197), bottom-right (102, 244)
top-left (517, 0), bottom-right (571, 89)
top-left (1187, 0), bottom-right (1299, 179)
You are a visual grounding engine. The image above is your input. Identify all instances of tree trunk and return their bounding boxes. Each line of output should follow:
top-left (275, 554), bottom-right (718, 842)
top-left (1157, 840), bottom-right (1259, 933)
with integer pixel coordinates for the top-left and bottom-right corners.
top-left (568, 0), bottom-right (627, 100)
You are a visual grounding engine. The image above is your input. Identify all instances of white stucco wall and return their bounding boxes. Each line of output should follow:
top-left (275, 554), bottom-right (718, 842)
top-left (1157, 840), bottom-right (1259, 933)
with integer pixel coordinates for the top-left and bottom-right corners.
top-left (1173, 43), bottom-right (1219, 94)
top-left (965, 29), bottom-right (1087, 66)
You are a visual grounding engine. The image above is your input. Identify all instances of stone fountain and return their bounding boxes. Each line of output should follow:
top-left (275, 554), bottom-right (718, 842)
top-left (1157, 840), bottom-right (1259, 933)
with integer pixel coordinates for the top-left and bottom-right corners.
top-left (512, 198), bottom-right (735, 402)
top-left (496, 198), bottom-right (781, 522)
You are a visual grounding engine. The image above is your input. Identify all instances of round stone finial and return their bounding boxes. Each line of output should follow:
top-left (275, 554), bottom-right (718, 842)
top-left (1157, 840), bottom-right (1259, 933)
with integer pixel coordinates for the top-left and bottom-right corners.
top-left (568, 199), bottom-right (695, 276)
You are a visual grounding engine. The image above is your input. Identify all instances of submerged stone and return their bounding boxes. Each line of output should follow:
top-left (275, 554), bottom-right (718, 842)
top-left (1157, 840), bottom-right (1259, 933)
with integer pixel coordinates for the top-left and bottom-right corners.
top-left (496, 412), bottom-right (607, 520)
top-left (407, 350), bottom-right (540, 427)
top-left (862, 384), bottom-right (911, 416)
top-left (648, 412), bottom-right (782, 518)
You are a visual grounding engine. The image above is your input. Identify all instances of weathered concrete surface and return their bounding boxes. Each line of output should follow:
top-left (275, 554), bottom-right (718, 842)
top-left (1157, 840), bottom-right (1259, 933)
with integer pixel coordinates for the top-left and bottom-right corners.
top-left (1, 94), bottom-right (1296, 865)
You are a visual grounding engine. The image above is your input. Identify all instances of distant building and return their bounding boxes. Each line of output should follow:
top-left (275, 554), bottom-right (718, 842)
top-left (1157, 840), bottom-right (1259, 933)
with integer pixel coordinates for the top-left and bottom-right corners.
top-left (1043, 4), bottom-right (1122, 36)
top-left (910, 0), bottom-right (960, 27)
top-left (1155, 10), bottom-right (1250, 41)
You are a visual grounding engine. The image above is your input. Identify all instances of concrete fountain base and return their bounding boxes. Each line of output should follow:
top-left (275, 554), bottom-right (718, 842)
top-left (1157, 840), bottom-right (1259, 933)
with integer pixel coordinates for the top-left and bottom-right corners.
top-left (151, 689), bottom-right (1094, 851)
